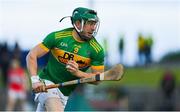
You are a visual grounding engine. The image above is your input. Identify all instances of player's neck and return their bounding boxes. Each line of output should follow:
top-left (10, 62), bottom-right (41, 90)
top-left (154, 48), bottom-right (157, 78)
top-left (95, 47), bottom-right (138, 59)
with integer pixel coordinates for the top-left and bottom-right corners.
top-left (72, 29), bottom-right (85, 42)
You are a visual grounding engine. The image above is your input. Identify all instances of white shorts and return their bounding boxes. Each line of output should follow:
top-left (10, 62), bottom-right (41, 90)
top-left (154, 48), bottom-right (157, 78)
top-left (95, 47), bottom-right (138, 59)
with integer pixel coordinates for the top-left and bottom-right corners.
top-left (8, 89), bottom-right (26, 100)
top-left (34, 80), bottom-right (68, 111)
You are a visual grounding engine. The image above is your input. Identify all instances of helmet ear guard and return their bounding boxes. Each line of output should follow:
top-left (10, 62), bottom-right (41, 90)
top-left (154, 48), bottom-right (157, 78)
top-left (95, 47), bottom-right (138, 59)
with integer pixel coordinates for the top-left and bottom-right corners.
top-left (73, 19), bottom-right (85, 33)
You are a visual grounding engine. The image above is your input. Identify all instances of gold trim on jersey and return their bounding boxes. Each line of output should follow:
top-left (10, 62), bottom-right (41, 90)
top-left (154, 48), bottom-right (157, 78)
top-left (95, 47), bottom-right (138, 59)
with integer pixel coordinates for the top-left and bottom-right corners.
top-left (91, 65), bottom-right (104, 71)
top-left (89, 39), bottom-right (102, 53)
top-left (39, 43), bottom-right (49, 52)
top-left (55, 31), bottom-right (72, 39)
top-left (51, 48), bottom-right (91, 68)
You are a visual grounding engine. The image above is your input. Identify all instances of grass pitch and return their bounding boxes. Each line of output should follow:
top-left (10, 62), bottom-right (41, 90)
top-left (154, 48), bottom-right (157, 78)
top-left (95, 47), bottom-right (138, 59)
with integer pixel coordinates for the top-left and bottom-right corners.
top-left (100, 64), bottom-right (180, 88)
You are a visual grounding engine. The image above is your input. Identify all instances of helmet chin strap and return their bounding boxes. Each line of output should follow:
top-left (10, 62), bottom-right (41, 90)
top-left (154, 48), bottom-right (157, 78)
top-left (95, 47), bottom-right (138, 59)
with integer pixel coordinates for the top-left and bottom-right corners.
top-left (77, 32), bottom-right (91, 41)
top-left (76, 30), bottom-right (91, 41)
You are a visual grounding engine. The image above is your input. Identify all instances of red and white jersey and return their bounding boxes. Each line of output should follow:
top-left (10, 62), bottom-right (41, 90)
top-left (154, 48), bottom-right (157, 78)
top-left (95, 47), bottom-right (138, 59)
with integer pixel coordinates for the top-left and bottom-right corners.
top-left (8, 68), bottom-right (25, 92)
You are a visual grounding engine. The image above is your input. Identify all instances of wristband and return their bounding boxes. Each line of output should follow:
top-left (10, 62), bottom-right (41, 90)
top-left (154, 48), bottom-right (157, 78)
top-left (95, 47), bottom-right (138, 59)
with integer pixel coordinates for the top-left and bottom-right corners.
top-left (31, 75), bottom-right (40, 83)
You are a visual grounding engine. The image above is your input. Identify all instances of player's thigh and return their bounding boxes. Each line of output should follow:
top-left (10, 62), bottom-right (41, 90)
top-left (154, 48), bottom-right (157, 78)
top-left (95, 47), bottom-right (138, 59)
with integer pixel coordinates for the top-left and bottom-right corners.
top-left (35, 80), bottom-right (68, 110)
top-left (36, 103), bottom-right (45, 112)
top-left (45, 97), bottom-right (64, 111)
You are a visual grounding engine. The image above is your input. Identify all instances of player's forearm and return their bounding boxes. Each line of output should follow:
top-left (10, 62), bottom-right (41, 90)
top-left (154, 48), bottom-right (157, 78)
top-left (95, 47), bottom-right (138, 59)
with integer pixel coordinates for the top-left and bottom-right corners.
top-left (72, 70), bottom-right (96, 78)
top-left (26, 51), bottom-right (38, 76)
top-left (72, 70), bottom-right (100, 85)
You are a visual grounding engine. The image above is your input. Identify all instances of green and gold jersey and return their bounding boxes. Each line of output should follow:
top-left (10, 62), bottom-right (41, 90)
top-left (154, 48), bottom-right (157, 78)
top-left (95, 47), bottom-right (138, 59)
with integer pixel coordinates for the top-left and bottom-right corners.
top-left (39, 28), bottom-right (104, 96)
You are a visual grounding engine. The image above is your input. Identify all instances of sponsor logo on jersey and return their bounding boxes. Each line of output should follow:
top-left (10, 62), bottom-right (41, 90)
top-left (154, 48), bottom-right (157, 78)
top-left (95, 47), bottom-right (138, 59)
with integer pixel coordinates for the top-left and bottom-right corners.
top-left (51, 48), bottom-right (91, 68)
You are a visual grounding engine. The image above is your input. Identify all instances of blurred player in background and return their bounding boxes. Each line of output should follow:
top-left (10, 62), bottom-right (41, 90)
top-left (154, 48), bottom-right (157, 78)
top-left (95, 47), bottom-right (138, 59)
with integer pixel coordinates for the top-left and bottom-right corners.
top-left (26, 7), bottom-right (104, 111)
top-left (118, 35), bottom-right (124, 64)
top-left (6, 58), bottom-right (27, 111)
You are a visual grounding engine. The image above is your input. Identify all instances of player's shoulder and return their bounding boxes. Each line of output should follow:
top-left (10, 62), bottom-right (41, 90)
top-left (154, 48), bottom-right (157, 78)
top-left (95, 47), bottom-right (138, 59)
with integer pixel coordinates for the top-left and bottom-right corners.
top-left (56, 27), bottom-right (73, 33)
top-left (54, 27), bottom-right (73, 39)
top-left (47, 27), bottom-right (73, 39)
top-left (89, 38), bottom-right (103, 54)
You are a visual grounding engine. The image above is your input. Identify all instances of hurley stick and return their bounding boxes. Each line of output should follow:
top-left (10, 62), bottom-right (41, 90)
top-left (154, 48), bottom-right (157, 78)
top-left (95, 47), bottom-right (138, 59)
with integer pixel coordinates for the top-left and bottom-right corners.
top-left (45, 64), bottom-right (124, 90)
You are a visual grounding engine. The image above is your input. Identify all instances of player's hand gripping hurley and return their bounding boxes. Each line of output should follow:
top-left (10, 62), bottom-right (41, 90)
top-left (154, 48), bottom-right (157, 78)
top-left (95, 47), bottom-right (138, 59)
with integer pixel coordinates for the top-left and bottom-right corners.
top-left (33, 64), bottom-right (124, 93)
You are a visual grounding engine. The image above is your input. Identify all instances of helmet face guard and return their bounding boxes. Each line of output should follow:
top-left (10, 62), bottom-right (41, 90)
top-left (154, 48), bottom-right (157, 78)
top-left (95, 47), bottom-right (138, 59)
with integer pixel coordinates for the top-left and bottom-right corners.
top-left (73, 19), bottom-right (100, 41)
top-left (71, 7), bottom-right (100, 41)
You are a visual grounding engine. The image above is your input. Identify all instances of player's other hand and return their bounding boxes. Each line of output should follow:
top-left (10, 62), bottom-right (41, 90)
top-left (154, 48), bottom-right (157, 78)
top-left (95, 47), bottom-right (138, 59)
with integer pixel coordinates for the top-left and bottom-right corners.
top-left (32, 82), bottom-right (47, 93)
top-left (66, 60), bottom-right (79, 74)
top-left (31, 76), bottom-right (47, 93)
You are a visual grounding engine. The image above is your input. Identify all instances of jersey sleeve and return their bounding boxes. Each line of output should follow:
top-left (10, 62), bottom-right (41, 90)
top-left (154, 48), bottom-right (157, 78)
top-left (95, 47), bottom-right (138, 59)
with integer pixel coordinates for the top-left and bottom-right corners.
top-left (41, 32), bottom-right (56, 49)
